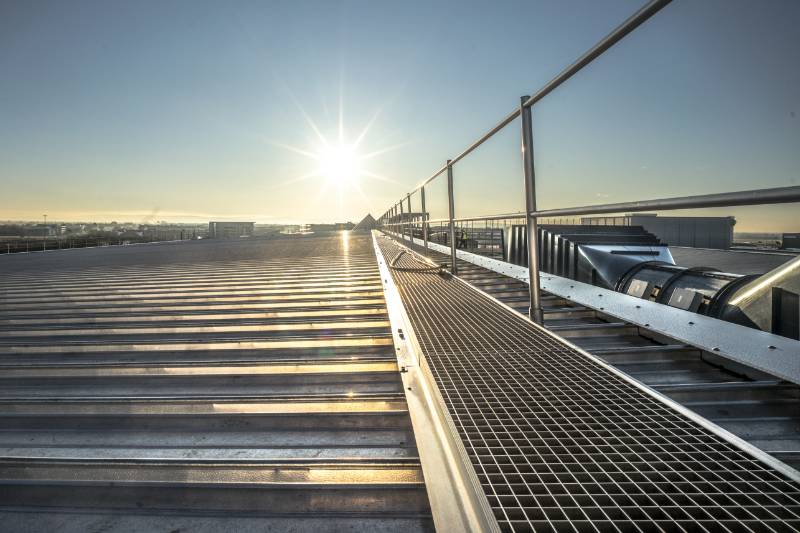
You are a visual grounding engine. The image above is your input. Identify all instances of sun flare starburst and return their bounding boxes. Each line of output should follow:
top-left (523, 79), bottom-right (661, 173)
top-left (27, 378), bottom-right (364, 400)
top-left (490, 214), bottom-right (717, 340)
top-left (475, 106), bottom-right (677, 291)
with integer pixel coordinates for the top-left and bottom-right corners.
top-left (317, 143), bottom-right (361, 186)
top-left (267, 89), bottom-right (410, 218)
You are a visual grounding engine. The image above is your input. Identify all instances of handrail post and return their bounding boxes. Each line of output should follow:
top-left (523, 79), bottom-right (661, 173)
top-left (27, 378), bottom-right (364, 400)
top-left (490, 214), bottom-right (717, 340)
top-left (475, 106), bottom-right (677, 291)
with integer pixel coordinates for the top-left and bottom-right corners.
top-left (406, 193), bottom-right (412, 244)
top-left (446, 159), bottom-right (458, 274)
top-left (399, 201), bottom-right (404, 241)
top-left (421, 185), bottom-right (428, 254)
top-left (520, 96), bottom-right (543, 324)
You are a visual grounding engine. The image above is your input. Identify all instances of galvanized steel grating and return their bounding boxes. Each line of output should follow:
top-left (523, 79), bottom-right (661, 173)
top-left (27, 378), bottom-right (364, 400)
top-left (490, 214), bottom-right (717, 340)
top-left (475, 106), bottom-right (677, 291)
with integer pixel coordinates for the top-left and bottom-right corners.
top-left (378, 235), bottom-right (800, 533)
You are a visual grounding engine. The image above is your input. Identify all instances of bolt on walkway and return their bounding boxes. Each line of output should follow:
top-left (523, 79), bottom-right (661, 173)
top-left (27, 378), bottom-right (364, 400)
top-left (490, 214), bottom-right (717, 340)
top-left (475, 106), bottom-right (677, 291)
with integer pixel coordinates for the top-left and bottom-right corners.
top-left (376, 232), bottom-right (800, 533)
top-left (0, 234), bottom-right (433, 532)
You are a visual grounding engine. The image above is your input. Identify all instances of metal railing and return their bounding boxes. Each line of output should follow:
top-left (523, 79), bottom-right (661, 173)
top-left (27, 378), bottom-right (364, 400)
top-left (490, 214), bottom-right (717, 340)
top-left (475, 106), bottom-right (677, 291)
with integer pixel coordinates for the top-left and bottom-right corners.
top-left (0, 236), bottom-right (196, 255)
top-left (379, 0), bottom-right (800, 323)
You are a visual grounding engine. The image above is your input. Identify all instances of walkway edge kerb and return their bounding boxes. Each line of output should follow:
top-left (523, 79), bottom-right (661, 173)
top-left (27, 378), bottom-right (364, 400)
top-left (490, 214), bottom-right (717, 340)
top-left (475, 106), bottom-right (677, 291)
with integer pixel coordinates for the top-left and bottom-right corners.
top-left (371, 230), bottom-right (501, 533)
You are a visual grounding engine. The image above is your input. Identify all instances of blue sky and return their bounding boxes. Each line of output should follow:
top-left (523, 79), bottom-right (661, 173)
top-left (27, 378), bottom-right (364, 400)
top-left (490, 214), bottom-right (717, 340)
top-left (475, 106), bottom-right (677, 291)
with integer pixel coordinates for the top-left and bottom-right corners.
top-left (1, 0), bottom-right (798, 230)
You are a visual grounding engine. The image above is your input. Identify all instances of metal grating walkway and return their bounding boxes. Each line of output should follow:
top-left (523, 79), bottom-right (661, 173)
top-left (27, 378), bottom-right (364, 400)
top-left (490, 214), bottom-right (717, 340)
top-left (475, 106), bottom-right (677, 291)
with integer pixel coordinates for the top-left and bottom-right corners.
top-left (394, 232), bottom-right (800, 472)
top-left (377, 233), bottom-right (800, 533)
top-left (0, 234), bottom-right (433, 532)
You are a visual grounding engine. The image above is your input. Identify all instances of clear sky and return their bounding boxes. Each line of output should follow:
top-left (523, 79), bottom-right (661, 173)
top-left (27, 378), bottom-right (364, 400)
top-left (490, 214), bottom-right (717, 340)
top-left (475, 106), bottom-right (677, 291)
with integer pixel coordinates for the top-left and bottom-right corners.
top-left (1, 0), bottom-right (798, 230)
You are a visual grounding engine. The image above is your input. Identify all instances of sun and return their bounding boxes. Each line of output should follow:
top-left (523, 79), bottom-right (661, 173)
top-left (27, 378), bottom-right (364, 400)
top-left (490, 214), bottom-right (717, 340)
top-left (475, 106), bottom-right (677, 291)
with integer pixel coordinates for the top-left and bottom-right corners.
top-left (317, 143), bottom-right (360, 185)
top-left (267, 91), bottom-right (407, 217)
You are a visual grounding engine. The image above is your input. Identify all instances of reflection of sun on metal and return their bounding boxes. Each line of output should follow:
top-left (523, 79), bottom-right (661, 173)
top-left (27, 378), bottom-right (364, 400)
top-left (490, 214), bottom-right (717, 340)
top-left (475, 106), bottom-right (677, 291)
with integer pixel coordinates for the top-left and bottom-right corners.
top-left (729, 258), bottom-right (800, 306)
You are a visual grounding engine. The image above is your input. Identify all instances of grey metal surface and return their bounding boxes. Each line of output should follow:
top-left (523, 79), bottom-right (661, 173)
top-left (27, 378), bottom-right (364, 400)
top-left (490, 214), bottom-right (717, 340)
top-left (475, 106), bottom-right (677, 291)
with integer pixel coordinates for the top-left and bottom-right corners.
top-left (0, 234), bottom-right (433, 532)
top-left (719, 255), bottom-right (800, 338)
top-left (536, 275), bottom-right (800, 386)
top-left (378, 233), bottom-right (800, 532)
top-left (671, 246), bottom-right (797, 276)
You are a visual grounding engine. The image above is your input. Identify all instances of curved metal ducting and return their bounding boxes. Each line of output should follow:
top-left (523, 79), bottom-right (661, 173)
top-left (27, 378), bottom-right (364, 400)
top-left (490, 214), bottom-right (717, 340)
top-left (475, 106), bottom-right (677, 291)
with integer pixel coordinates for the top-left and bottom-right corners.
top-left (712, 255), bottom-right (800, 339)
top-left (521, 224), bottom-right (800, 339)
top-left (618, 262), bottom-right (750, 314)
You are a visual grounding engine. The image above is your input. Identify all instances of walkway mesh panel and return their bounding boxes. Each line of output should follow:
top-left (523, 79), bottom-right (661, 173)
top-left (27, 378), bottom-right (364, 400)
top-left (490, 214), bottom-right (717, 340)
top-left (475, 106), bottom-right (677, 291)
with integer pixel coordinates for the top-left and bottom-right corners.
top-left (378, 235), bottom-right (800, 533)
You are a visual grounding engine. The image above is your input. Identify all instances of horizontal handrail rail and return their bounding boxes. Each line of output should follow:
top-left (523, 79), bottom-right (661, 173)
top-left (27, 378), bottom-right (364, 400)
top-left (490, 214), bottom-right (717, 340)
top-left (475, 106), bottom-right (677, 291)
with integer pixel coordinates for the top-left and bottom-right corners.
top-left (402, 0), bottom-right (673, 197)
top-left (427, 214), bottom-right (525, 224)
top-left (529, 185), bottom-right (800, 218)
top-left (382, 213), bottom-right (525, 225)
top-left (383, 185), bottom-right (800, 225)
top-left (520, 0), bottom-right (672, 110)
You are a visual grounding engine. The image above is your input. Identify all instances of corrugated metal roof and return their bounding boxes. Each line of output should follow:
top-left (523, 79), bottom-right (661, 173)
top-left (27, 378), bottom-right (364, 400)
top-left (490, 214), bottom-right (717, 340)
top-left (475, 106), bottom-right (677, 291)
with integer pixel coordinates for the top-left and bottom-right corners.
top-left (0, 234), bottom-right (433, 532)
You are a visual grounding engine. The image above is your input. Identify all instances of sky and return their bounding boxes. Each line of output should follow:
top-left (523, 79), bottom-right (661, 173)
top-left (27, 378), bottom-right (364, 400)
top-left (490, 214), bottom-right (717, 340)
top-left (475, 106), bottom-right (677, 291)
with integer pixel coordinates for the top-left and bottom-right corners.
top-left (1, 0), bottom-right (798, 231)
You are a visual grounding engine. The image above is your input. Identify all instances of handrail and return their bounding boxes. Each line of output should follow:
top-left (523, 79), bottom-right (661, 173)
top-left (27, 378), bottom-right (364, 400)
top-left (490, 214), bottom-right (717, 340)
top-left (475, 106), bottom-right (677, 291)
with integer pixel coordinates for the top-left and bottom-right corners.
top-left (402, 0), bottom-right (673, 197)
top-left (520, 0), bottom-right (672, 109)
top-left (529, 185), bottom-right (800, 218)
top-left (379, 0), bottom-right (800, 325)
top-left (385, 185), bottom-right (800, 225)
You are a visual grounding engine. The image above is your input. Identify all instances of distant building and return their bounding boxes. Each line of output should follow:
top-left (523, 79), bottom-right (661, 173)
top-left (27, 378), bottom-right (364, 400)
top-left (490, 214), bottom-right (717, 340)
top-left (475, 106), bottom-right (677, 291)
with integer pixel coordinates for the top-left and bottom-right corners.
top-left (31, 224), bottom-right (57, 237)
top-left (140, 225), bottom-right (188, 241)
top-left (782, 233), bottom-right (800, 250)
top-left (208, 221), bottom-right (255, 239)
top-left (308, 222), bottom-right (354, 233)
top-left (581, 214), bottom-right (735, 250)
